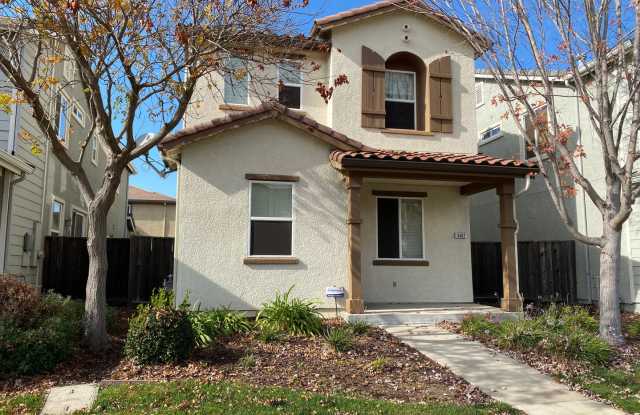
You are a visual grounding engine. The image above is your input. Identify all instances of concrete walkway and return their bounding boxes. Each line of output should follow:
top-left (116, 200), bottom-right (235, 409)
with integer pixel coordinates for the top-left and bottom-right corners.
top-left (40, 383), bottom-right (98, 415)
top-left (385, 325), bottom-right (625, 415)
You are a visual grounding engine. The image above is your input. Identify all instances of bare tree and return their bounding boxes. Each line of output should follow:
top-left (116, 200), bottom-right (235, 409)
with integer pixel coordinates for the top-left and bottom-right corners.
top-left (403, 0), bottom-right (639, 344)
top-left (0, 0), bottom-right (331, 350)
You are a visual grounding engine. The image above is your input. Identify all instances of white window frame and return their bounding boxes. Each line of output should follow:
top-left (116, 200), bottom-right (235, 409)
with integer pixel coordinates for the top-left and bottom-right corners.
top-left (91, 135), bottom-right (98, 165)
top-left (385, 69), bottom-right (417, 130)
top-left (71, 100), bottom-right (86, 127)
top-left (56, 91), bottom-right (70, 146)
top-left (479, 122), bottom-right (502, 144)
top-left (223, 58), bottom-right (250, 106)
top-left (71, 207), bottom-right (87, 237)
top-left (247, 180), bottom-right (295, 257)
top-left (522, 104), bottom-right (549, 160)
top-left (475, 82), bottom-right (484, 107)
top-left (277, 61), bottom-right (303, 110)
top-left (375, 196), bottom-right (426, 260)
top-left (50, 197), bottom-right (65, 236)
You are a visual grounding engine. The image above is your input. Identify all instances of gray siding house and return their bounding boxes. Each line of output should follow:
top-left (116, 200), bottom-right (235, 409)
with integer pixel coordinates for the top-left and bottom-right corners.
top-left (0, 42), bottom-right (131, 288)
top-left (473, 73), bottom-right (640, 313)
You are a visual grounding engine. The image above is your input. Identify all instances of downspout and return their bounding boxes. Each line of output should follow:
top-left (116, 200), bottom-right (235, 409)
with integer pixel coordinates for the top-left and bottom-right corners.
top-left (3, 170), bottom-right (28, 274)
top-left (565, 78), bottom-right (593, 303)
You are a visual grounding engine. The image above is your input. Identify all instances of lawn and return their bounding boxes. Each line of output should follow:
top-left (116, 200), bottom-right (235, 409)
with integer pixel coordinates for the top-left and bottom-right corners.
top-left (0, 392), bottom-right (43, 415)
top-left (448, 306), bottom-right (640, 414)
top-left (85, 380), bottom-right (518, 415)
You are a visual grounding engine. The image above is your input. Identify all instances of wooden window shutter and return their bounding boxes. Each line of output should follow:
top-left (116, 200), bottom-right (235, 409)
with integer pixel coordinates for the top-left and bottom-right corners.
top-left (429, 56), bottom-right (453, 133)
top-left (361, 46), bottom-right (386, 128)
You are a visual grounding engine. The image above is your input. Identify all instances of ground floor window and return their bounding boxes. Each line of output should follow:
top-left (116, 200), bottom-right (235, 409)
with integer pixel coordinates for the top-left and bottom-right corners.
top-left (71, 210), bottom-right (86, 237)
top-left (376, 197), bottom-right (424, 259)
top-left (249, 182), bottom-right (293, 256)
top-left (50, 198), bottom-right (65, 236)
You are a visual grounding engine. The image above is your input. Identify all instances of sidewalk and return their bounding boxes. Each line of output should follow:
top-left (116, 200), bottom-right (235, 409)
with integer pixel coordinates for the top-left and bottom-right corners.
top-left (385, 325), bottom-right (625, 415)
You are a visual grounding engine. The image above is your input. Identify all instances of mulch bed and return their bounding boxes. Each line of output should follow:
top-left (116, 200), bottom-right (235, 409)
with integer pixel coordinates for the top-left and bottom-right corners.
top-left (1, 313), bottom-right (490, 406)
top-left (439, 313), bottom-right (640, 405)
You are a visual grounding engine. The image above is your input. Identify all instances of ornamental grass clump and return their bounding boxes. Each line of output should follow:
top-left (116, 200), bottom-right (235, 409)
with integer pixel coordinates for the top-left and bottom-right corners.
top-left (256, 286), bottom-right (322, 336)
top-left (190, 307), bottom-right (252, 348)
top-left (347, 320), bottom-right (370, 336)
top-left (324, 326), bottom-right (354, 352)
top-left (460, 314), bottom-right (499, 339)
top-left (125, 289), bottom-right (194, 364)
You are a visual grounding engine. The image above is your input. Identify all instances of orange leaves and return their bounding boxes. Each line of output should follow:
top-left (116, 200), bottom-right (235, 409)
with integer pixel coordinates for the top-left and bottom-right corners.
top-left (573, 145), bottom-right (587, 158)
top-left (315, 75), bottom-right (349, 104)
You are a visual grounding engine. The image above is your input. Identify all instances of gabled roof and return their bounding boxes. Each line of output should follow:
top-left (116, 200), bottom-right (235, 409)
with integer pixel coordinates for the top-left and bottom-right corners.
top-left (159, 103), bottom-right (375, 169)
top-left (128, 186), bottom-right (175, 204)
top-left (311, 0), bottom-right (489, 54)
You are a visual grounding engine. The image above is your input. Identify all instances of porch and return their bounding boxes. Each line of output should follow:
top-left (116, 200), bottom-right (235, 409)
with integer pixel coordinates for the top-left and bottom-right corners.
top-left (344, 303), bottom-right (520, 325)
top-left (329, 150), bottom-right (539, 315)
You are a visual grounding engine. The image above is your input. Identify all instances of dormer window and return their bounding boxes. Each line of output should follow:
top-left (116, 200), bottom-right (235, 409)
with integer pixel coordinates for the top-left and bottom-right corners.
top-left (278, 61), bottom-right (302, 109)
top-left (385, 70), bottom-right (416, 130)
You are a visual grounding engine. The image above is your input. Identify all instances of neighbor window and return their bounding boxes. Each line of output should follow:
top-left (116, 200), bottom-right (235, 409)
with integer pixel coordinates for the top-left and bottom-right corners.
top-left (223, 58), bottom-right (249, 105)
top-left (523, 105), bottom-right (549, 159)
top-left (475, 82), bottom-right (484, 107)
top-left (91, 135), bottom-right (98, 165)
top-left (71, 101), bottom-right (85, 127)
top-left (56, 93), bottom-right (69, 144)
top-left (51, 199), bottom-right (64, 236)
top-left (249, 182), bottom-right (293, 256)
top-left (479, 124), bottom-right (501, 143)
top-left (385, 70), bottom-right (416, 130)
top-left (71, 210), bottom-right (85, 237)
top-left (377, 197), bottom-right (423, 259)
top-left (278, 61), bottom-right (302, 109)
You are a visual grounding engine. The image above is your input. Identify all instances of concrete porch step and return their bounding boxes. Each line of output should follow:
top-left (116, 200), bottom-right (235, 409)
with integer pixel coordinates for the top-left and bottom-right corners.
top-left (345, 303), bottom-right (521, 326)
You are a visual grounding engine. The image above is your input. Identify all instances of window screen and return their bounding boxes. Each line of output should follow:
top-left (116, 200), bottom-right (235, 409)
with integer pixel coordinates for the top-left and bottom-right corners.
top-left (377, 197), bottom-right (424, 259)
top-left (250, 182), bottom-right (293, 256)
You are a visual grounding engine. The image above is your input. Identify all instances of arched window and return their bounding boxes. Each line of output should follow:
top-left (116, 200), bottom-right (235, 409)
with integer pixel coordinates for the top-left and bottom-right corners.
top-left (385, 52), bottom-right (426, 131)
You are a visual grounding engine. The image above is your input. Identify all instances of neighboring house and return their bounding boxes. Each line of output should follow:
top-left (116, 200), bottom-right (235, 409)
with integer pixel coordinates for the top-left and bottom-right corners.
top-left (0, 40), bottom-right (131, 288)
top-left (473, 71), bottom-right (640, 313)
top-left (160, 0), bottom-right (538, 314)
top-left (128, 186), bottom-right (176, 237)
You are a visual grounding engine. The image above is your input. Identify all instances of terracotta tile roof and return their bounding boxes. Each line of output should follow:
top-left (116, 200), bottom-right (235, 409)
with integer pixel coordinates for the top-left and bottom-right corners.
top-left (311, 0), bottom-right (490, 54)
top-left (128, 186), bottom-right (175, 203)
top-left (160, 103), bottom-right (375, 154)
top-left (330, 149), bottom-right (537, 171)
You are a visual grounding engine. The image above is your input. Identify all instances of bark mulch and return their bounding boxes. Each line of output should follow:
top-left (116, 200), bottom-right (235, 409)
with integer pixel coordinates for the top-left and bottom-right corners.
top-left (1, 316), bottom-right (490, 406)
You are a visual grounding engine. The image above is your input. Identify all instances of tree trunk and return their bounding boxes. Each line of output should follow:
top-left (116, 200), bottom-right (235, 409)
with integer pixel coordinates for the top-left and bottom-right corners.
top-left (84, 205), bottom-right (110, 350)
top-left (599, 221), bottom-right (624, 346)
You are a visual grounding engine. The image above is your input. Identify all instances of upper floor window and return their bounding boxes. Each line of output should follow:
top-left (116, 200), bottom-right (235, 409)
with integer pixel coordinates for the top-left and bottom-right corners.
top-left (55, 93), bottom-right (70, 144)
top-left (475, 83), bottom-right (484, 107)
top-left (523, 105), bottom-right (549, 159)
top-left (385, 70), bottom-right (416, 130)
top-left (479, 124), bottom-right (501, 144)
top-left (224, 58), bottom-right (249, 105)
top-left (71, 100), bottom-right (85, 127)
top-left (278, 61), bottom-right (302, 109)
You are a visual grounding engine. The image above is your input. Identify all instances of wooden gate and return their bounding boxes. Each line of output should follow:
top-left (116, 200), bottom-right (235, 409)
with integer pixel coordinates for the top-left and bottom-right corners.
top-left (42, 236), bottom-right (174, 304)
top-left (471, 241), bottom-right (577, 304)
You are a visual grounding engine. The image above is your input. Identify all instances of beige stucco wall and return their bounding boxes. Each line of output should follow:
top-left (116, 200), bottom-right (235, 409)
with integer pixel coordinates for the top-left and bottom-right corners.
top-left (131, 203), bottom-right (175, 238)
top-left (361, 180), bottom-right (473, 304)
top-left (328, 11), bottom-right (478, 153)
top-left (174, 120), bottom-right (349, 310)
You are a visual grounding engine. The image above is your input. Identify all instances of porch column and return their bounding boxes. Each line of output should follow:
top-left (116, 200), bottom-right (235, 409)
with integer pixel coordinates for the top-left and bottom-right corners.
top-left (346, 174), bottom-right (364, 314)
top-left (497, 180), bottom-right (522, 312)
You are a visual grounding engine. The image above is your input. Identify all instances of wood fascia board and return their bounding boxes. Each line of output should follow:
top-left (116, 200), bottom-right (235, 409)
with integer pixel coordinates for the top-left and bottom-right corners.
top-left (339, 158), bottom-right (536, 177)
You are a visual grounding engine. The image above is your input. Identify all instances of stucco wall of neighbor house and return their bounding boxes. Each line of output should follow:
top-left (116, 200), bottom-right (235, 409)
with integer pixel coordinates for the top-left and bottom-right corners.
top-left (328, 11), bottom-right (478, 153)
top-left (360, 180), bottom-right (474, 304)
top-left (174, 120), bottom-right (350, 310)
top-left (130, 203), bottom-right (176, 238)
top-left (473, 78), bottom-right (639, 308)
top-left (184, 50), bottom-right (330, 127)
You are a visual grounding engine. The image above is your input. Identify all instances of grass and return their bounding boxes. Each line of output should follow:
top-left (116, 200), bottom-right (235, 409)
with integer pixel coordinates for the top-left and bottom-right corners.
top-left (0, 393), bottom-right (44, 415)
top-left (87, 380), bottom-right (518, 414)
top-left (571, 365), bottom-right (640, 414)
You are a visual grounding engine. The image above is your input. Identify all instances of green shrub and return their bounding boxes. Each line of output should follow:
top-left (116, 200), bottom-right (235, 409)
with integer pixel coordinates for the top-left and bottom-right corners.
top-left (125, 289), bottom-right (194, 364)
top-left (347, 320), bottom-right (370, 336)
top-left (256, 287), bottom-right (322, 336)
top-left (324, 326), bottom-right (353, 352)
top-left (0, 277), bottom-right (41, 326)
top-left (625, 319), bottom-right (640, 338)
top-left (190, 308), bottom-right (252, 348)
top-left (496, 319), bottom-right (543, 350)
top-left (238, 353), bottom-right (257, 369)
top-left (460, 314), bottom-right (498, 339)
top-left (558, 306), bottom-right (598, 333)
top-left (544, 330), bottom-right (612, 365)
top-left (255, 325), bottom-right (283, 343)
top-left (369, 357), bottom-right (389, 371)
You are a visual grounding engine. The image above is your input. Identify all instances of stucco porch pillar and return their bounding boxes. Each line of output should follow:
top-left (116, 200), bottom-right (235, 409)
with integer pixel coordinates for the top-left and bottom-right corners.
top-left (497, 180), bottom-right (522, 312)
top-left (345, 174), bottom-right (364, 314)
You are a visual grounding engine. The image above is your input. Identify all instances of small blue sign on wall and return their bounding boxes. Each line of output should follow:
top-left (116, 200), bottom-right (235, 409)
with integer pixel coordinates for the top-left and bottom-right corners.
top-left (325, 286), bottom-right (345, 298)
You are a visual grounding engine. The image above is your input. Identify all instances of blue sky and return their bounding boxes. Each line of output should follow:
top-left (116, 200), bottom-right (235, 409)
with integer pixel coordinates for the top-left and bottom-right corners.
top-left (129, 0), bottom-right (372, 197)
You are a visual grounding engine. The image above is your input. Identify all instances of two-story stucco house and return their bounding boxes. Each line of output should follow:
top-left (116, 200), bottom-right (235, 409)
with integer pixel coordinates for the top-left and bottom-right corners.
top-left (159, 1), bottom-right (538, 315)
top-left (0, 39), bottom-right (131, 288)
top-left (473, 71), bottom-right (640, 313)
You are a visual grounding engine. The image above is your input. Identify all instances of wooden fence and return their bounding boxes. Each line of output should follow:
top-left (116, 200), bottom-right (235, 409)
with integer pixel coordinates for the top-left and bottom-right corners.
top-left (42, 236), bottom-right (174, 304)
top-left (471, 241), bottom-right (577, 304)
